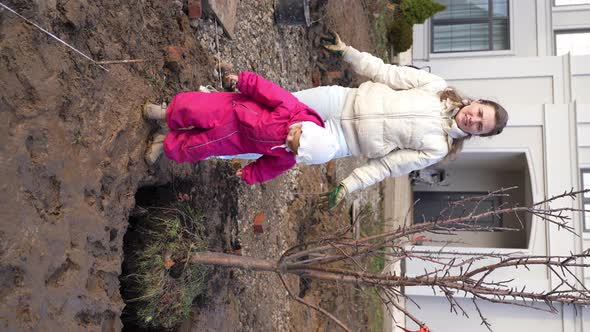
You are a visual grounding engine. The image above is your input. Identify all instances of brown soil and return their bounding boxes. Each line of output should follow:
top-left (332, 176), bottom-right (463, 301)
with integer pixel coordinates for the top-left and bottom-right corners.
top-left (0, 0), bottom-right (385, 331)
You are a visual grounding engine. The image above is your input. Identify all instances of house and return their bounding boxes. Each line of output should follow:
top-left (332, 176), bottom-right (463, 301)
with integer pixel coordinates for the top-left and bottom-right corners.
top-left (403, 0), bottom-right (590, 331)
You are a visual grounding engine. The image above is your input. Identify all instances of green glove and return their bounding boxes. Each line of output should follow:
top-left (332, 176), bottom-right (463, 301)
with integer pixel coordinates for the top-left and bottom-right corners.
top-left (319, 184), bottom-right (348, 210)
top-left (321, 30), bottom-right (346, 55)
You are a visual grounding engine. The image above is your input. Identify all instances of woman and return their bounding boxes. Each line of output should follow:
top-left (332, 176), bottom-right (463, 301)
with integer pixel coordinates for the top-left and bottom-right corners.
top-left (293, 32), bottom-right (509, 209)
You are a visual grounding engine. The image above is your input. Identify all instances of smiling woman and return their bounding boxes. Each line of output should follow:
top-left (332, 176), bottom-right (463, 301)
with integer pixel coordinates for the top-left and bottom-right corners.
top-left (294, 31), bottom-right (509, 209)
top-left (438, 89), bottom-right (508, 137)
top-left (454, 101), bottom-right (497, 135)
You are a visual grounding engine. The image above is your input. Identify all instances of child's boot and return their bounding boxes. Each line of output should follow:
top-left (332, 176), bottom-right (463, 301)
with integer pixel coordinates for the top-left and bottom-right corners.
top-left (143, 102), bottom-right (167, 120)
top-left (145, 131), bottom-right (167, 165)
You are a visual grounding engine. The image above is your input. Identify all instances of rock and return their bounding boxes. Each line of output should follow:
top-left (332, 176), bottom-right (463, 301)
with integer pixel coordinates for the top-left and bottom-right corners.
top-left (204, 0), bottom-right (239, 39)
top-left (312, 69), bottom-right (321, 87)
top-left (253, 212), bottom-right (265, 234)
top-left (166, 45), bottom-right (183, 63)
top-left (325, 160), bottom-right (337, 184)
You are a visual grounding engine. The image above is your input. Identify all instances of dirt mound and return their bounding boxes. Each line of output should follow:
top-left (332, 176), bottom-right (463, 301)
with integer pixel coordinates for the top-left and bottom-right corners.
top-left (1, 0), bottom-right (384, 331)
top-left (0, 1), bottom-right (213, 330)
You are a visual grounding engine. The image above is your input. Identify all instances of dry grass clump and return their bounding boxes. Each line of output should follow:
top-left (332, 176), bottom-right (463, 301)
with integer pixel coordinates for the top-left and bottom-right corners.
top-left (124, 200), bottom-right (208, 329)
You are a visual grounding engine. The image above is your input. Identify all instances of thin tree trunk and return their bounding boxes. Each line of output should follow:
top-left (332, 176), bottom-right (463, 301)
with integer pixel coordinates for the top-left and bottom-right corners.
top-left (190, 252), bottom-right (278, 272)
top-left (189, 252), bottom-right (390, 286)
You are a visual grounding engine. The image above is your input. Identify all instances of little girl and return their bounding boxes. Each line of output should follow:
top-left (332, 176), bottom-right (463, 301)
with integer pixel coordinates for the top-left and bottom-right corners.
top-left (143, 71), bottom-right (339, 184)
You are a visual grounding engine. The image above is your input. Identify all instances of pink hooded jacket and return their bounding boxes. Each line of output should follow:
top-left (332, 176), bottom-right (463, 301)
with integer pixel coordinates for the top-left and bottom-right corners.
top-left (163, 71), bottom-right (325, 184)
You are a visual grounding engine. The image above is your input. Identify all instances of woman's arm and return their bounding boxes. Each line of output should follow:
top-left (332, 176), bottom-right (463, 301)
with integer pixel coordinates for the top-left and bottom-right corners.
top-left (322, 31), bottom-right (446, 92)
top-left (342, 46), bottom-right (447, 92)
top-left (320, 148), bottom-right (442, 210)
top-left (341, 148), bottom-right (444, 194)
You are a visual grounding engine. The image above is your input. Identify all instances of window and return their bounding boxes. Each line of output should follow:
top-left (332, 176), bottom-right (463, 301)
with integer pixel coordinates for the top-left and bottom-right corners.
top-left (555, 31), bottom-right (590, 56)
top-left (555, 0), bottom-right (590, 5)
top-left (582, 169), bottom-right (590, 231)
top-left (431, 0), bottom-right (510, 53)
top-left (413, 191), bottom-right (503, 228)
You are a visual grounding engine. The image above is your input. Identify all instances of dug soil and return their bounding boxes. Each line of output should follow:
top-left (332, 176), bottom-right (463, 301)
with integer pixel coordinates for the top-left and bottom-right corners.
top-left (0, 0), bottom-right (388, 331)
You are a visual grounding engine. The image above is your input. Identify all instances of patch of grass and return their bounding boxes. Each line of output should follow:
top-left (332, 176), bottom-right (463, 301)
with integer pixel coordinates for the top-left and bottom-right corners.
top-left (144, 74), bottom-right (158, 85)
top-left (355, 202), bottom-right (385, 331)
top-left (144, 73), bottom-right (166, 90)
top-left (364, 287), bottom-right (385, 332)
top-left (358, 203), bottom-right (385, 274)
top-left (71, 130), bottom-right (83, 145)
top-left (125, 199), bottom-right (208, 329)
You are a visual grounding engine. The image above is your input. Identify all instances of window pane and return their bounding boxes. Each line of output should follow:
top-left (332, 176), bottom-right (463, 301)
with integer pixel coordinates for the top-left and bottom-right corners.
top-left (434, 23), bottom-right (489, 52)
top-left (555, 0), bottom-right (590, 5)
top-left (556, 32), bottom-right (590, 56)
top-left (493, 0), bottom-right (508, 17)
top-left (492, 20), bottom-right (509, 49)
top-left (585, 204), bottom-right (590, 230)
top-left (435, 0), bottom-right (490, 19)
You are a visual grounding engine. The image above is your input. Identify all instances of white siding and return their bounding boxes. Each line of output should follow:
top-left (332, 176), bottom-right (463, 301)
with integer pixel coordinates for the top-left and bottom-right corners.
top-left (406, 296), bottom-right (567, 332)
top-left (405, 2), bottom-right (589, 330)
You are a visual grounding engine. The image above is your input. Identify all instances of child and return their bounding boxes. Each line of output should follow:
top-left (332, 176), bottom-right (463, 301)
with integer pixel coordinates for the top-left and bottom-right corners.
top-left (143, 71), bottom-right (339, 184)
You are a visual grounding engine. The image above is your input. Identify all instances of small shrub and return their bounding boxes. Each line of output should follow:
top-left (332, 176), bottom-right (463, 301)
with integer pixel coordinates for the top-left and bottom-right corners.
top-left (401, 0), bottom-right (446, 25)
top-left (123, 199), bottom-right (208, 329)
top-left (387, 19), bottom-right (414, 53)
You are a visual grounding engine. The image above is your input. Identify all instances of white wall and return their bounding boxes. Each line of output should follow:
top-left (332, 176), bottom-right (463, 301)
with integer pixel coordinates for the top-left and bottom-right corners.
top-left (406, 295), bottom-right (572, 332)
top-left (573, 56), bottom-right (590, 103)
top-left (552, 4), bottom-right (590, 31)
top-left (405, 2), bottom-right (590, 330)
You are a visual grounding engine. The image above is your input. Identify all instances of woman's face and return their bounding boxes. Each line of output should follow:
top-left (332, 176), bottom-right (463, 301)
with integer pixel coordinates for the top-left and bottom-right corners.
top-left (455, 101), bottom-right (497, 136)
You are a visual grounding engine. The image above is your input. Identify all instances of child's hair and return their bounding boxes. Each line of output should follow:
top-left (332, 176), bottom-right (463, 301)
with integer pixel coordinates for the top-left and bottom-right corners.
top-left (295, 122), bottom-right (339, 165)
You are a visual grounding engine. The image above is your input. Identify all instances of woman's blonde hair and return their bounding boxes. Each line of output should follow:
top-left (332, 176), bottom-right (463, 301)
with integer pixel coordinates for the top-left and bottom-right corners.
top-left (439, 88), bottom-right (509, 161)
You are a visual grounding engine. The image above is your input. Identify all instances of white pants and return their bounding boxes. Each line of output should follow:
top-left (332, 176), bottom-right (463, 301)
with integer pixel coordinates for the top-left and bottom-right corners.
top-left (217, 85), bottom-right (352, 160)
top-left (293, 86), bottom-right (351, 159)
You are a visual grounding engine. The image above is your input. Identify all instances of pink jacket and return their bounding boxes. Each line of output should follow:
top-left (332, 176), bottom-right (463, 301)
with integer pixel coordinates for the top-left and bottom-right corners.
top-left (164, 71), bottom-right (325, 184)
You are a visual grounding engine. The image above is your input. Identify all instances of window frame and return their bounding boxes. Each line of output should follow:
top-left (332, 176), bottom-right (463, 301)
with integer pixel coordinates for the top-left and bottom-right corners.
top-left (554, 0), bottom-right (590, 6)
top-left (430, 0), bottom-right (511, 54)
top-left (554, 29), bottom-right (590, 56)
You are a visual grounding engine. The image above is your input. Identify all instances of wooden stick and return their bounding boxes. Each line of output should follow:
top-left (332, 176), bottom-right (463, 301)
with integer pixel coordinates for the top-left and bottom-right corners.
top-left (0, 2), bottom-right (109, 72)
top-left (95, 59), bottom-right (145, 65)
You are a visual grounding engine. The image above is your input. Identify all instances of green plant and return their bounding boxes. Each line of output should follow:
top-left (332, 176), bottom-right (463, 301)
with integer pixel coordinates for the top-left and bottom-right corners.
top-left (71, 130), bottom-right (83, 145)
top-left (401, 0), bottom-right (446, 25)
top-left (125, 200), bottom-right (208, 329)
top-left (387, 19), bottom-right (414, 53)
top-left (364, 287), bottom-right (384, 332)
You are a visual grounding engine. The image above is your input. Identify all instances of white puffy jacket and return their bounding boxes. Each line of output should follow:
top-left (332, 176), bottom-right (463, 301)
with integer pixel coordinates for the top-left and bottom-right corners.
top-left (339, 46), bottom-right (468, 193)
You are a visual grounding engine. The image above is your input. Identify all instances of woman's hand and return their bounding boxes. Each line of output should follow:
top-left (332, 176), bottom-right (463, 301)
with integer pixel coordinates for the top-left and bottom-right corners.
top-left (319, 184), bottom-right (348, 210)
top-left (321, 30), bottom-right (346, 55)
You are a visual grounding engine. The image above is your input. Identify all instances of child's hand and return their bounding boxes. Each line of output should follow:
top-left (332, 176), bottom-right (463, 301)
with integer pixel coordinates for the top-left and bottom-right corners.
top-left (222, 74), bottom-right (238, 91)
top-left (235, 168), bottom-right (243, 177)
